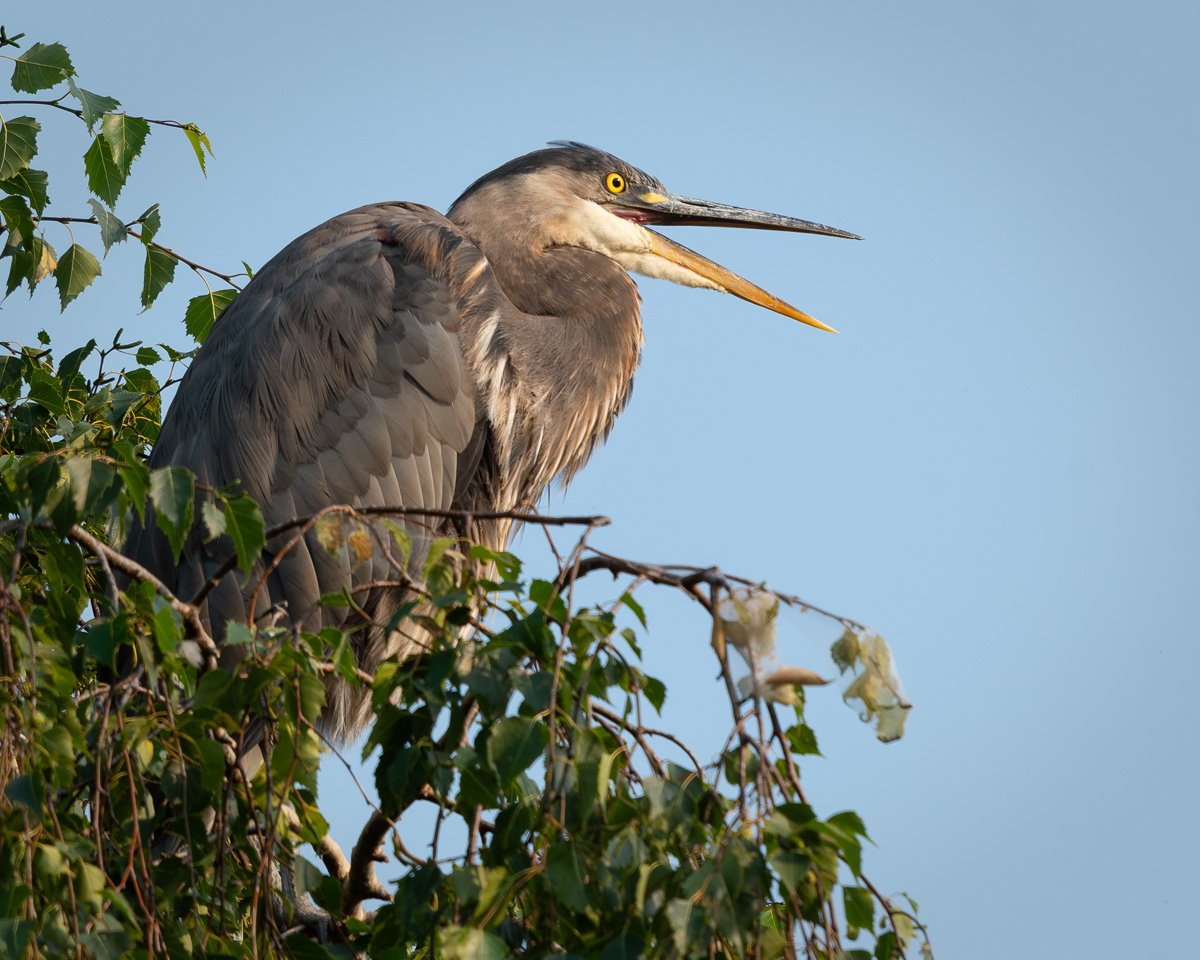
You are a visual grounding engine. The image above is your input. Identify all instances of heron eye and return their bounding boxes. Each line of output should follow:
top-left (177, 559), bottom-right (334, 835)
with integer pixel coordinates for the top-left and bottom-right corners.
top-left (605, 172), bottom-right (626, 194)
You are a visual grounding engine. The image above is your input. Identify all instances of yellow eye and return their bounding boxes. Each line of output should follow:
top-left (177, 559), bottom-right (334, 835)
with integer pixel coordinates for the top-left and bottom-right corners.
top-left (605, 172), bottom-right (626, 194)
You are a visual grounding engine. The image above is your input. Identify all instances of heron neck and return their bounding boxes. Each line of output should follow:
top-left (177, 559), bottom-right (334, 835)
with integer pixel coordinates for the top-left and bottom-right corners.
top-left (453, 223), bottom-right (646, 499)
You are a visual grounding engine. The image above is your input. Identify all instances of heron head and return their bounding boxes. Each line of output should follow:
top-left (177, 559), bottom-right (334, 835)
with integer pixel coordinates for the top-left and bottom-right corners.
top-left (448, 142), bottom-right (860, 332)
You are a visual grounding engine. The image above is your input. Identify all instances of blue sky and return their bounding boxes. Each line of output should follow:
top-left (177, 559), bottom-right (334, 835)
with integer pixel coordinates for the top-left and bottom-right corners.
top-left (8, 2), bottom-right (1199, 956)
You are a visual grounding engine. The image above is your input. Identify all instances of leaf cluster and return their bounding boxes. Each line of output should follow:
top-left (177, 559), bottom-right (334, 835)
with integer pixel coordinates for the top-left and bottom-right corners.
top-left (0, 337), bottom-right (930, 959)
top-left (0, 27), bottom-right (233, 316)
top-left (0, 25), bottom-right (932, 960)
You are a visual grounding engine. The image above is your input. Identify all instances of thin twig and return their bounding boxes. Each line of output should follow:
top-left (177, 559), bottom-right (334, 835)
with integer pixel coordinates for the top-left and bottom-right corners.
top-left (65, 524), bottom-right (218, 669)
top-left (590, 703), bottom-right (703, 779)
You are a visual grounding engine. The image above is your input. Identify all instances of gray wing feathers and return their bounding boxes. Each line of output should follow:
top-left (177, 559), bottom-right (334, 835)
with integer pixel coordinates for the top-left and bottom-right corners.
top-left (126, 204), bottom-right (483, 674)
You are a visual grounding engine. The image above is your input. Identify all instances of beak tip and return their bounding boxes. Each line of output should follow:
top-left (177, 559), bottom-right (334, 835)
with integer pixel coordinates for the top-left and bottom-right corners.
top-left (797, 313), bottom-right (839, 334)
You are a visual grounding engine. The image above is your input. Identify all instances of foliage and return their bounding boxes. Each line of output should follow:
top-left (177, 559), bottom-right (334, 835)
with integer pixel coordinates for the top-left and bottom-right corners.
top-left (0, 27), bottom-right (932, 960)
top-left (0, 25), bottom-right (236, 322)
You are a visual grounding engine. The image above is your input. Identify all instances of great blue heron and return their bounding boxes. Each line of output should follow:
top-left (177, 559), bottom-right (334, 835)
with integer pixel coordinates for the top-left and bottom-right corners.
top-left (125, 142), bottom-right (859, 741)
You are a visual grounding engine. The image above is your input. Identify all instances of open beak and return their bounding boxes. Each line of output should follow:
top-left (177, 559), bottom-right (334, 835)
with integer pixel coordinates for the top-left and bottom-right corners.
top-left (612, 190), bottom-right (860, 333)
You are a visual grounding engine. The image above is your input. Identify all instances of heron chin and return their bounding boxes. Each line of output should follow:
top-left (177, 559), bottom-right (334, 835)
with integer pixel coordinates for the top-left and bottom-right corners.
top-left (124, 142), bottom-right (860, 742)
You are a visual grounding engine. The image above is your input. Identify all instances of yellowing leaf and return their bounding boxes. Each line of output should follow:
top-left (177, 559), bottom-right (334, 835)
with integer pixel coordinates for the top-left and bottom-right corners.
top-left (34, 239), bottom-right (57, 282)
top-left (182, 123), bottom-right (214, 176)
top-left (767, 666), bottom-right (830, 687)
top-left (719, 586), bottom-right (779, 659)
top-left (834, 627), bottom-right (912, 743)
top-left (314, 512), bottom-right (346, 557)
top-left (348, 526), bottom-right (373, 566)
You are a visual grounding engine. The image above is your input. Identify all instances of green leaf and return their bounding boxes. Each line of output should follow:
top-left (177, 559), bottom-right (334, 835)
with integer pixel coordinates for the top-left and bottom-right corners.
top-left (0, 919), bottom-right (36, 958)
top-left (293, 856), bottom-right (326, 897)
top-left (843, 885), bottom-right (876, 932)
top-left (573, 726), bottom-right (614, 817)
top-left (78, 929), bottom-right (132, 960)
top-left (787, 722), bottom-right (821, 756)
top-left (0, 167), bottom-right (49, 215)
top-left (141, 245), bottom-right (178, 308)
top-left (765, 801), bottom-right (816, 838)
top-left (200, 500), bottom-right (225, 540)
top-left (86, 198), bottom-right (127, 253)
top-left (620, 591), bottom-right (647, 628)
top-left (296, 673), bottom-right (325, 722)
top-left (54, 242), bottom-right (102, 310)
top-left (118, 460), bottom-right (150, 523)
top-left (0, 195), bottom-right (35, 248)
top-left (311, 874), bottom-right (344, 916)
top-left (3, 773), bottom-right (44, 818)
top-left (461, 643), bottom-right (520, 712)
top-left (0, 116), bottom-right (39, 180)
top-left (815, 816), bottom-right (863, 875)
top-left (283, 932), bottom-right (338, 960)
top-left (440, 926), bottom-right (508, 960)
top-left (7, 235), bottom-right (56, 294)
top-left (469, 543), bottom-right (522, 581)
top-left (546, 842), bottom-right (590, 912)
top-left (183, 288), bottom-right (237, 343)
top-left (487, 715), bottom-right (549, 784)
top-left (642, 674), bottom-right (666, 712)
top-left (384, 519), bottom-right (413, 569)
top-left (891, 910), bottom-right (914, 949)
top-left (220, 492), bottom-right (265, 583)
top-left (271, 726), bottom-right (321, 792)
top-left (58, 338), bottom-right (93, 381)
top-left (10, 42), bottom-right (73, 93)
top-left (664, 899), bottom-right (704, 954)
top-left (182, 123), bottom-right (213, 176)
top-left (135, 345), bottom-right (161, 365)
top-left (601, 935), bottom-right (643, 960)
top-left (158, 342), bottom-right (191, 362)
top-left (454, 747), bottom-right (501, 811)
top-left (529, 578), bottom-right (567, 621)
top-left (0, 355), bottom-right (23, 399)
top-left (452, 864), bottom-right (513, 920)
top-left (150, 603), bottom-right (181, 654)
top-left (149, 465), bottom-right (195, 561)
top-left (769, 848), bottom-right (812, 895)
top-left (64, 457), bottom-right (118, 516)
top-left (512, 670), bottom-right (553, 715)
top-left (83, 136), bottom-right (124, 207)
top-left (100, 113), bottom-right (149, 177)
top-left (137, 203), bottom-right (161, 243)
top-left (827, 810), bottom-right (870, 839)
top-left (66, 77), bottom-right (120, 129)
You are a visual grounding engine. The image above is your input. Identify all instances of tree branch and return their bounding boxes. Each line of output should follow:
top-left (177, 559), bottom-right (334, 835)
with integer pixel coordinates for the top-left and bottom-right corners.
top-left (345, 810), bottom-right (396, 919)
top-left (65, 524), bottom-right (218, 670)
top-left (30, 215), bottom-right (246, 290)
